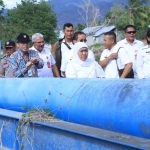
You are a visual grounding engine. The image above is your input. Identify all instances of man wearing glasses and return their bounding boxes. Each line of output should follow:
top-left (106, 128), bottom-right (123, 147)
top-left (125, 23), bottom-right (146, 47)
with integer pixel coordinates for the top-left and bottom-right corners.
top-left (30, 33), bottom-right (60, 77)
top-left (117, 25), bottom-right (144, 78)
top-left (60, 31), bottom-right (95, 77)
top-left (0, 40), bottom-right (16, 77)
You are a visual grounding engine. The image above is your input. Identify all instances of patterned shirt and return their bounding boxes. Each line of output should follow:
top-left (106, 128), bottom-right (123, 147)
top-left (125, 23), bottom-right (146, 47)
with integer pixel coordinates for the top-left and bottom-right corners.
top-left (8, 49), bottom-right (44, 77)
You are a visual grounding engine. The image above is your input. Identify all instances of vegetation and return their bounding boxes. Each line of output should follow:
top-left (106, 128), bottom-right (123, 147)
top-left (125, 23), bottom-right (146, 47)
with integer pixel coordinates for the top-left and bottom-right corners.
top-left (0, 0), bottom-right (57, 44)
top-left (105, 0), bottom-right (150, 39)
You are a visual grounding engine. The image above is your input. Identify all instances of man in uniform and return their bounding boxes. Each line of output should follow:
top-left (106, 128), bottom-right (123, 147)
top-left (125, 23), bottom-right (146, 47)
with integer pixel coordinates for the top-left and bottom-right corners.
top-left (99, 31), bottom-right (132, 78)
top-left (0, 40), bottom-right (16, 77)
top-left (8, 33), bottom-right (44, 78)
top-left (30, 33), bottom-right (60, 77)
top-left (117, 25), bottom-right (144, 78)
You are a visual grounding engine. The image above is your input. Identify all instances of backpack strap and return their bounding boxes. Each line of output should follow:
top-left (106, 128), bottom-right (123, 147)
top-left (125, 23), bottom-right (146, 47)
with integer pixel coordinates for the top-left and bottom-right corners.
top-left (116, 47), bottom-right (123, 75)
top-left (63, 42), bottom-right (72, 50)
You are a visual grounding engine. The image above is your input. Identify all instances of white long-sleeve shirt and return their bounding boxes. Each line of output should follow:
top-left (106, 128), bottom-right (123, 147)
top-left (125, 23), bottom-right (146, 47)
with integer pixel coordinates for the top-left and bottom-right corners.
top-left (136, 45), bottom-right (150, 79)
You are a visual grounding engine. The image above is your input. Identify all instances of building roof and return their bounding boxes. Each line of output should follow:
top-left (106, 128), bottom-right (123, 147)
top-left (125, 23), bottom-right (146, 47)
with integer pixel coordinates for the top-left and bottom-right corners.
top-left (82, 26), bottom-right (101, 35)
top-left (93, 25), bottom-right (116, 37)
top-left (82, 25), bottom-right (116, 37)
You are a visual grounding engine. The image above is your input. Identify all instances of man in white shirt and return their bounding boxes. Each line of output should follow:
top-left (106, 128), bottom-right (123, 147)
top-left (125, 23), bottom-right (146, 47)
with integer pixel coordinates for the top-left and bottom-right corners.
top-left (136, 28), bottom-right (150, 79)
top-left (117, 25), bottom-right (144, 78)
top-left (99, 31), bottom-right (132, 78)
top-left (61, 31), bottom-right (95, 77)
top-left (30, 33), bottom-right (60, 77)
top-left (60, 23), bottom-right (74, 77)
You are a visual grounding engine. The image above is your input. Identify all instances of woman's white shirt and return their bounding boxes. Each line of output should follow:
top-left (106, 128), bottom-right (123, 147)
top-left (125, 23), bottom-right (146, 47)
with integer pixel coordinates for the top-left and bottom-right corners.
top-left (66, 60), bottom-right (105, 78)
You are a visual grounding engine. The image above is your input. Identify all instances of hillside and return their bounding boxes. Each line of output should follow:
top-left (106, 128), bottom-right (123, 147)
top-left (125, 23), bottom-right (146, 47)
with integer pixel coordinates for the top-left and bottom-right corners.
top-left (50, 0), bottom-right (127, 29)
top-left (2, 0), bottom-right (150, 29)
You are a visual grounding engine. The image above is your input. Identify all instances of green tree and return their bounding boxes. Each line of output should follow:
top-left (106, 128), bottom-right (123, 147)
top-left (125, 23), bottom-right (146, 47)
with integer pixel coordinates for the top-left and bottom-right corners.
top-left (1, 0), bottom-right (57, 43)
top-left (74, 23), bottom-right (86, 31)
top-left (105, 4), bottom-right (128, 30)
top-left (122, 0), bottom-right (149, 26)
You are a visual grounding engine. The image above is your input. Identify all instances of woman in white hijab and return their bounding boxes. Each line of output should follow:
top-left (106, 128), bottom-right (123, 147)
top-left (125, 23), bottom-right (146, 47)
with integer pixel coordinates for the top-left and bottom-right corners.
top-left (66, 42), bottom-right (105, 78)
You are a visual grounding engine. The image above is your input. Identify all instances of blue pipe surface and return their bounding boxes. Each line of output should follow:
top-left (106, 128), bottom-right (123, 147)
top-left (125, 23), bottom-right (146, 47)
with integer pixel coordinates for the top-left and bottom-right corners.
top-left (0, 78), bottom-right (150, 139)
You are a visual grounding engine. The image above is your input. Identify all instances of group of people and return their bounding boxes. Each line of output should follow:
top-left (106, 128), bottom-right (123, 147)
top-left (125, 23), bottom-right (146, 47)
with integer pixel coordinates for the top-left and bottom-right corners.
top-left (0, 23), bottom-right (150, 79)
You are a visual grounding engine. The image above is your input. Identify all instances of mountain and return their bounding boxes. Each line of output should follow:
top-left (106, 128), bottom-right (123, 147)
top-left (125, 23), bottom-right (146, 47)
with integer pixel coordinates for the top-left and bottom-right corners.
top-left (50, 0), bottom-right (114, 29)
top-left (2, 0), bottom-right (150, 29)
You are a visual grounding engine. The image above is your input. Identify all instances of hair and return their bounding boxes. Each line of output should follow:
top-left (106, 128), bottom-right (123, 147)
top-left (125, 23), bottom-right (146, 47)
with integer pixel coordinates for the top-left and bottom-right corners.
top-left (104, 31), bottom-right (116, 43)
top-left (147, 28), bottom-right (150, 44)
top-left (124, 25), bottom-right (136, 32)
top-left (73, 31), bottom-right (85, 41)
top-left (32, 33), bottom-right (43, 42)
top-left (63, 23), bottom-right (73, 30)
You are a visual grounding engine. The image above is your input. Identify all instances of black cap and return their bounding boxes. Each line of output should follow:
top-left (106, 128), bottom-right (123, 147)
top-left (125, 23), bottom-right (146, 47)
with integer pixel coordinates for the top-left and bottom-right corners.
top-left (17, 33), bottom-right (30, 43)
top-left (5, 40), bottom-right (16, 47)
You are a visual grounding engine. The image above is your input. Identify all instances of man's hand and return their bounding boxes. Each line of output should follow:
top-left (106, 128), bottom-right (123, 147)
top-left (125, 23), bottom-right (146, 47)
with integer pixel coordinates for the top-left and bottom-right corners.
top-left (108, 53), bottom-right (118, 60)
top-left (31, 58), bottom-right (38, 64)
top-left (26, 61), bottom-right (32, 70)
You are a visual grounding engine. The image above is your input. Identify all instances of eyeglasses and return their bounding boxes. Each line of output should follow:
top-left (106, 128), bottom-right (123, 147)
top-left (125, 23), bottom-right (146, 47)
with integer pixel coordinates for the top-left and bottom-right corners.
top-left (126, 31), bottom-right (136, 34)
top-left (35, 41), bottom-right (45, 44)
top-left (80, 39), bottom-right (87, 42)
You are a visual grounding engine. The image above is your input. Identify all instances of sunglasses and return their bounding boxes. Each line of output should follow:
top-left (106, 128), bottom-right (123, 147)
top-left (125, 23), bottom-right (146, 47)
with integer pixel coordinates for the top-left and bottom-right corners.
top-left (80, 39), bottom-right (87, 42)
top-left (126, 31), bottom-right (136, 34)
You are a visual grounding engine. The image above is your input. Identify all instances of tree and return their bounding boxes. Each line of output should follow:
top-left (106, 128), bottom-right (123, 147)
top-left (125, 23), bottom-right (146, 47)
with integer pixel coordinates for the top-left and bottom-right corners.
top-left (105, 4), bottom-right (128, 30)
top-left (122, 0), bottom-right (149, 26)
top-left (1, 0), bottom-right (57, 43)
top-left (0, 0), bottom-right (4, 15)
top-left (74, 23), bottom-right (86, 31)
top-left (105, 0), bottom-right (150, 39)
top-left (73, 0), bottom-right (100, 28)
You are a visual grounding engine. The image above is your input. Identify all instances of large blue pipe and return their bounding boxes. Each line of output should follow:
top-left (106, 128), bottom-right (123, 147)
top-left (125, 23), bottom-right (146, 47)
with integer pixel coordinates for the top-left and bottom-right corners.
top-left (0, 78), bottom-right (150, 139)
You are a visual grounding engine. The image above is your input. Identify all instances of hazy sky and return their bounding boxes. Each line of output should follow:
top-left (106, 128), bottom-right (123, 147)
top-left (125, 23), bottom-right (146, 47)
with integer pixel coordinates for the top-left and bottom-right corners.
top-left (3, 0), bottom-right (40, 9)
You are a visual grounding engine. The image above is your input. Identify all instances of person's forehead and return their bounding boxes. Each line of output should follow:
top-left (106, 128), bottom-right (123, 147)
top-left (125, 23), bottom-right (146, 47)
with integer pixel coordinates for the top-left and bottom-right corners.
top-left (64, 26), bottom-right (73, 30)
top-left (104, 35), bottom-right (111, 40)
top-left (35, 37), bottom-right (44, 41)
top-left (126, 27), bottom-right (135, 31)
top-left (77, 34), bottom-right (86, 39)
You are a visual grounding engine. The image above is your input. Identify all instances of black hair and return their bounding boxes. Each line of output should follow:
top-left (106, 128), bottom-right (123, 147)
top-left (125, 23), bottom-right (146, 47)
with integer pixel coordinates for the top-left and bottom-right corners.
top-left (73, 31), bottom-right (85, 41)
top-left (63, 23), bottom-right (73, 30)
top-left (124, 25), bottom-right (136, 32)
top-left (104, 31), bottom-right (116, 43)
top-left (147, 28), bottom-right (150, 44)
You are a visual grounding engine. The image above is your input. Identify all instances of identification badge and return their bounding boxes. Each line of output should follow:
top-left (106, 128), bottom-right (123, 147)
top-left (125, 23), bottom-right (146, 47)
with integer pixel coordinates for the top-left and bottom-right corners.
top-left (28, 70), bottom-right (32, 77)
top-left (47, 61), bottom-right (51, 68)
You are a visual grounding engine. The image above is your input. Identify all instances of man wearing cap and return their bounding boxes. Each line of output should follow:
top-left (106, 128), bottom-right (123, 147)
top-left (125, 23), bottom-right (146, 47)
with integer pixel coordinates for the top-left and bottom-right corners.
top-left (30, 33), bottom-right (60, 77)
top-left (0, 40), bottom-right (16, 77)
top-left (8, 33), bottom-right (44, 77)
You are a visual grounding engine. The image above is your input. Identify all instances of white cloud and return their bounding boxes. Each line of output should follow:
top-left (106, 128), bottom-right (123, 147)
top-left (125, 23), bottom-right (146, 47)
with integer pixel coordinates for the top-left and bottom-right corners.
top-left (3, 0), bottom-right (21, 9)
top-left (3, 0), bottom-right (41, 9)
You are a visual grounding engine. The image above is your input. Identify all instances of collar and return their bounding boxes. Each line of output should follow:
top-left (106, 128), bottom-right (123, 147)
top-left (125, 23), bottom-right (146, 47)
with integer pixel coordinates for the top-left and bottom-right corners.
top-left (31, 46), bottom-right (45, 53)
top-left (124, 38), bottom-right (138, 45)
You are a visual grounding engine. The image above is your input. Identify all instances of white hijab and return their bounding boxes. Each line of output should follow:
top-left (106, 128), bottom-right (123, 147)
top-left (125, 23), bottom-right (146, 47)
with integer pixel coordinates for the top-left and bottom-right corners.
top-left (72, 42), bottom-right (94, 67)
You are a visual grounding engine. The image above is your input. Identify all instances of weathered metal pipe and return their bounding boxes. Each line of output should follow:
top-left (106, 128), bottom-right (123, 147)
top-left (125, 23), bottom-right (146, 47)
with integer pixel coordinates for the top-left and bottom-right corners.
top-left (0, 78), bottom-right (150, 139)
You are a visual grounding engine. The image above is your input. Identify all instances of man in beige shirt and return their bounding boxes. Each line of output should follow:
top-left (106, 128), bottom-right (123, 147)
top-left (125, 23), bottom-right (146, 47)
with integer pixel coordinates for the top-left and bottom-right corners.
top-left (0, 40), bottom-right (16, 77)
